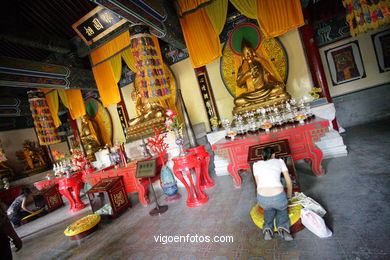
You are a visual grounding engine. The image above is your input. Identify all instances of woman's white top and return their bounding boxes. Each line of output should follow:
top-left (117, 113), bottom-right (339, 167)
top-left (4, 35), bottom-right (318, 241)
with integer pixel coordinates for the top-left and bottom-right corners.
top-left (253, 158), bottom-right (288, 188)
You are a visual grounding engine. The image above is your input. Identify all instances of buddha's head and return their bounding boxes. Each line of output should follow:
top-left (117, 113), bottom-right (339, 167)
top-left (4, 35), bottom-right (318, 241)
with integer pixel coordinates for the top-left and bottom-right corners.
top-left (241, 39), bottom-right (256, 61)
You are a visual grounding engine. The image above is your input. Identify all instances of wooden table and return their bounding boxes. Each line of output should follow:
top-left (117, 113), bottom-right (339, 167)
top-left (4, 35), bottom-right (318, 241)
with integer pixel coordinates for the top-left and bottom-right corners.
top-left (84, 156), bottom-right (166, 206)
top-left (212, 117), bottom-right (329, 187)
top-left (87, 176), bottom-right (130, 218)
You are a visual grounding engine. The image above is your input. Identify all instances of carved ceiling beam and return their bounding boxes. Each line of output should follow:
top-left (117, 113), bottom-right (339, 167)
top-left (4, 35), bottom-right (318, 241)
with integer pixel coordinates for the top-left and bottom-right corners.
top-left (0, 56), bottom-right (97, 90)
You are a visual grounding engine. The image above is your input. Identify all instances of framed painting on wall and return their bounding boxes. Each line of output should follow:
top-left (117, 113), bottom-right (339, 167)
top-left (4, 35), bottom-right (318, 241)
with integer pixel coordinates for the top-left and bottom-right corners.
top-left (372, 29), bottom-right (390, 73)
top-left (325, 41), bottom-right (366, 85)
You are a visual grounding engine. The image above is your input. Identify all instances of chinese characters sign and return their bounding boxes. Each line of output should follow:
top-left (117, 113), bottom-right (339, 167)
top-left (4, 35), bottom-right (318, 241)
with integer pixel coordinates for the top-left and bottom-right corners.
top-left (72, 6), bottom-right (126, 46)
top-left (117, 105), bottom-right (128, 139)
top-left (195, 68), bottom-right (220, 129)
top-left (136, 159), bottom-right (157, 178)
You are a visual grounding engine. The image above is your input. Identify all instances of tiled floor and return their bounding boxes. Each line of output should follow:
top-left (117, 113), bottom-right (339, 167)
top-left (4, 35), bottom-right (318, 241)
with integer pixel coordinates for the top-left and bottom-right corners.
top-left (11, 119), bottom-right (390, 260)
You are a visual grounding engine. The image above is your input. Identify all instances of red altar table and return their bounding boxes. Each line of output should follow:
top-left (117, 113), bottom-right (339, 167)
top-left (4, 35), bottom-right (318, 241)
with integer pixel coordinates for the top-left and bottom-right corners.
top-left (84, 156), bottom-right (166, 206)
top-left (212, 117), bottom-right (329, 187)
top-left (58, 176), bottom-right (86, 213)
top-left (172, 153), bottom-right (208, 207)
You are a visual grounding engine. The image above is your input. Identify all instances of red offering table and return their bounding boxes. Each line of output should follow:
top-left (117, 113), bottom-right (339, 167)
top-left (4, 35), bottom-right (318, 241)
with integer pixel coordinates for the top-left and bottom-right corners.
top-left (187, 145), bottom-right (215, 190)
top-left (172, 153), bottom-right (208, 207)
top-left (212, 117), bottom-right (329, 187)
top-left (58, 176), bottom-right (86, 213)
top-left (84, 156), bottom-right (166, 206)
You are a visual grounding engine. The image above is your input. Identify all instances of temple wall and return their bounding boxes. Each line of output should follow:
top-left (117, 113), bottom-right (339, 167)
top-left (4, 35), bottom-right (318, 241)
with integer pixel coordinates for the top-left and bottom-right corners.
top-left (319, 28), bottom-right (390, 98)
top-left (0, 128), bottom-right (38, 172)
top-left (333, 83), bottom-right (390, 128)
top-left (318, 27), bottom-right (390, 127)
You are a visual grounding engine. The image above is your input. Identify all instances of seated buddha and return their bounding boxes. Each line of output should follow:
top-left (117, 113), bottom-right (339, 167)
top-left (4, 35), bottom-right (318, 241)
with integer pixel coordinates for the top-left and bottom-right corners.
top-left (234, 39), bottom-right (290, 110)
top-left (80, 115), bottom-right (102, 160)
top-left (128, 88), bottom-right (165, 127)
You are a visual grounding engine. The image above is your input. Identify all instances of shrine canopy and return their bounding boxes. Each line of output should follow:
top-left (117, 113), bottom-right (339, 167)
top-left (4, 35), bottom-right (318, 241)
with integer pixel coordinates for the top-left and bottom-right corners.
top-left (176, 0), bottom-right (304, 68)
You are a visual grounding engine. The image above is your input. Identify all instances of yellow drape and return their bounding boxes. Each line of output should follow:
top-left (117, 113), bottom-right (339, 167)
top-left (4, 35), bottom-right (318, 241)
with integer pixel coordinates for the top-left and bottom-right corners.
top-left (179, 7), bottom-right (221, 68)
top-left (205, 0), bottom-right (228, 35)
top-left (91, 63), bottom-right (121, 107)
top-left (229, 0), bottom-right (257, 19)
top-left (90, 31), bottom-right (134, 107)
top-left (121, 48), bottom-right (137, 72)
top-left (256, 0), bottom-right (304, 38)
top-left (176, 0), bottom-right (211, 16)
top-left (109, 54), bottom-right (123, 83)
top-left (40, 89), bottom-right (61, 128)
top-left (66, 89), bottom-right (86, 120)
top-left (57, 89), bottom-right (69, 109)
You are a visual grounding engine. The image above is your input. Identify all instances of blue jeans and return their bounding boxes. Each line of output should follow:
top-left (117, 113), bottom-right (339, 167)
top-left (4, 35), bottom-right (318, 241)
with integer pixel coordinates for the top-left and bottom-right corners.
top-left (257, 192), bottom-right (290, 233)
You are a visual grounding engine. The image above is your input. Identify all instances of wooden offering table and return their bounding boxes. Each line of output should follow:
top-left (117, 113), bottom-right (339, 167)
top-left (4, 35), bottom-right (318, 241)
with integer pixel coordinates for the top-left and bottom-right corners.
top-left (84, 156), bottom-right (166, 206)
top-left (87, 176), bottom-right (130, 219)
top-left (33, 184), bottom-right (63, 212)
top-left (212, 117), bottom-right (329, 187)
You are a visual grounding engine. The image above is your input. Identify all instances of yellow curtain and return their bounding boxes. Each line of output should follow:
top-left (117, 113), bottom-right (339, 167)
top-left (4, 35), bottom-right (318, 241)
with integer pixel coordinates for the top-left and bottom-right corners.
top-left (91, 63), bottom-right (121, 107)
top-left (121, 48), bottom-right (137, 72)
top-left (256, 0), bottom-right (304, 38)
top-left (179, 7), bottom-right (221, 68)
top-left (205, 0), bottom-right (228, 35)
top-left (40, 89), bottom-right (61, 128)
top-left (109, 54), bottom-right (123, 83)
top-left (57, 89), bottom-right (69, 109)
top-left (90, 31), bottom-right (132, 107)
top-left (177, 0), bottom-right (211, 16)
top-left (229, 0), bottom-right (257, 19)
top-left (66, 89), bottom-right (86, 120)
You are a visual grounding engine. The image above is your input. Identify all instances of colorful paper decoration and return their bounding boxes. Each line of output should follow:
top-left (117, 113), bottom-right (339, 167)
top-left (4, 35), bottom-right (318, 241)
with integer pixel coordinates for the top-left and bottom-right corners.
top-left (343, 0), bottom-right (390, 37)
top-left (27, 90), bottom-right (61, 145)
top-left (130, 25), bottom-right (170, 101)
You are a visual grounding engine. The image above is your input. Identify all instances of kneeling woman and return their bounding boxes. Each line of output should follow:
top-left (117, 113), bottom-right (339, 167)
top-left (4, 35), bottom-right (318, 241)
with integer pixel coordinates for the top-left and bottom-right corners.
top-left (253, 147), bottom-right (293, 241)
top-left (7, 188), bottom-right (35, 227)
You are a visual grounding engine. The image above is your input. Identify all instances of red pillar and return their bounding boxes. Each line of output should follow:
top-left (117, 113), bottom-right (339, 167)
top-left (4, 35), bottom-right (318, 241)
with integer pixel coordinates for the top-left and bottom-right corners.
top-left (299, 11), bottom-right (339, 131)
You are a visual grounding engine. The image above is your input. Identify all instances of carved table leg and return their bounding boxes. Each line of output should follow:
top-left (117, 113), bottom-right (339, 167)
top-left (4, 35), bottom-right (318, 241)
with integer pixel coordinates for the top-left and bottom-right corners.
top-left (228, 163), bottom-right (242, 188)
top-left (59, 188), bottom-right (75, 213)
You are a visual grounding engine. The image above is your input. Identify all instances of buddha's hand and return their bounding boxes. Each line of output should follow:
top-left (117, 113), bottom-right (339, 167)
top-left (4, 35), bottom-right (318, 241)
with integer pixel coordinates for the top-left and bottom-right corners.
top-left (250, 66), bottom-right (260, 78)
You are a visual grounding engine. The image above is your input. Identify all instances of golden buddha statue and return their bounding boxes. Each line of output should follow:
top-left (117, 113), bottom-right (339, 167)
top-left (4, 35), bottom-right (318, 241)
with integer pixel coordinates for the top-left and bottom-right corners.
top-left (128, 89), bottom-right (166, 127)
top-left (233, 39), bottom-right (290, 114)
top-left (80, 115), bottom-right (102, 161)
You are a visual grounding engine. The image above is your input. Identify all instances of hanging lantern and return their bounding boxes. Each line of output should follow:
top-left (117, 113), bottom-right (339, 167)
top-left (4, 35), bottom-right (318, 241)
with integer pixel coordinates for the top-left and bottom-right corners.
top-left (130, 24), bottom-right (170, 101)
top-left (27, 90), bottom-right (61, 145)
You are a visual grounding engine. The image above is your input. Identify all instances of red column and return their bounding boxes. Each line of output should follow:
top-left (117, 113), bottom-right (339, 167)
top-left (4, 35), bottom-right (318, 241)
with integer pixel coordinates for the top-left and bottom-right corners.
top-left (299, 12), bottom-right (339, 131)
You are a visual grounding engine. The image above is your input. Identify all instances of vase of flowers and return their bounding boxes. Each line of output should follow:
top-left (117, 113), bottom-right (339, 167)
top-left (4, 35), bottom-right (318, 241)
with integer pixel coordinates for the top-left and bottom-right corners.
top-left (210, 116), bottom-right (221, 132)
top-left (165, 109), bottom-right (186, 156)
top-left (147, 127), bottom-right (181, 201)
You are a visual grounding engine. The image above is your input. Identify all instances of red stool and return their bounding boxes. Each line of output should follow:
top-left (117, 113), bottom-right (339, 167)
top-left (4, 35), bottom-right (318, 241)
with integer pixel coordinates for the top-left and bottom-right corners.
top-left (187, 145), bottom-right (215, 190)
top-left (172, 153), bottom-right (208, 207)
top-left (58, 177), bottom-right (86, 213)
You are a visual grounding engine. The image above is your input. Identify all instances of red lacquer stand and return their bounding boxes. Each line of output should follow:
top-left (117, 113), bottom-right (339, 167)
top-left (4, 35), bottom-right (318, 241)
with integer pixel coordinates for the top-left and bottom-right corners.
top-left (187, 145), bottom-right (215, 190)
top-left (172, 153), bottom-right (208, 207)
top-left (58, 177), bottom-right (86, 213)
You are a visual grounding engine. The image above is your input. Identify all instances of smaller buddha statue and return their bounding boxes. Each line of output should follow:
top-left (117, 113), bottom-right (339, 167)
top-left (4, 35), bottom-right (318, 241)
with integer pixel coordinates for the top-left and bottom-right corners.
top-left (128, 88), bottom-right (166, 127)
top-left (234, 39), bottom-right (290, 112)
top-left (80, 115), bottom-right (102, 161)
